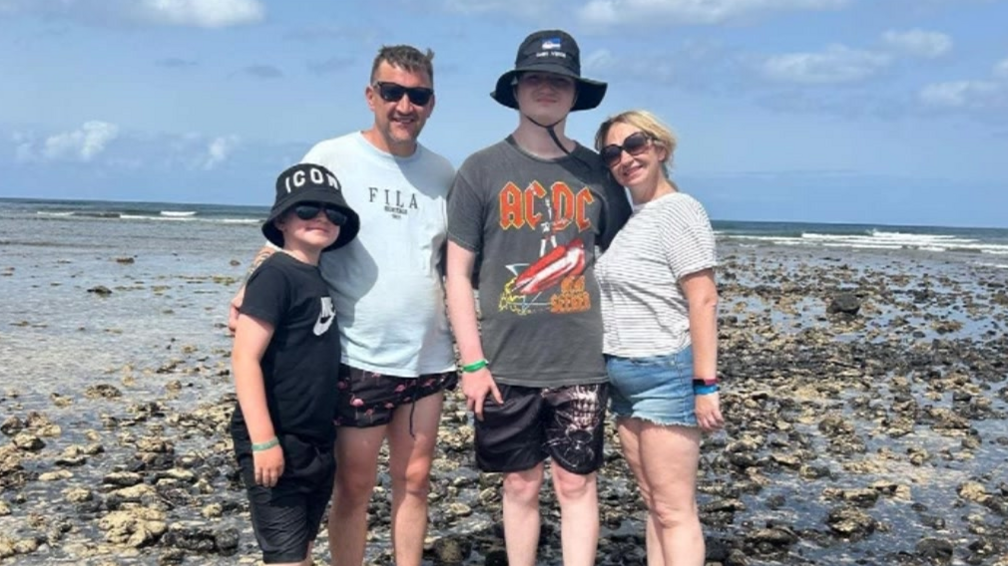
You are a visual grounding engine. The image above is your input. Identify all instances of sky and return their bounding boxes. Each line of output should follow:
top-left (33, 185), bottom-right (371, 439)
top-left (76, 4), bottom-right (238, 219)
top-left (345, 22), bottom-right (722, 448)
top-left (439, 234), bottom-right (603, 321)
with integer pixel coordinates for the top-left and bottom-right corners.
top-left (0, 0), bottom-right (1006, 227)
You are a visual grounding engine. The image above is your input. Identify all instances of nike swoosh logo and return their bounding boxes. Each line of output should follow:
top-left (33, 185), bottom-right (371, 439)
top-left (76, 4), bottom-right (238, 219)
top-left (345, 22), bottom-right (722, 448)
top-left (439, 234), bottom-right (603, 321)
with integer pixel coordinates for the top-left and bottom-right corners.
top-left (314, 314), bottom-right (333, 336)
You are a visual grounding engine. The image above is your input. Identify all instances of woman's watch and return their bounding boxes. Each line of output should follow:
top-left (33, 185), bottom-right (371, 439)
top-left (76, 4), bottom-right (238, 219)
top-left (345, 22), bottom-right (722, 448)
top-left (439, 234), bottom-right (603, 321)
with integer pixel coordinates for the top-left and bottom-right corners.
top-left (692, 376), bottom-right (719, 387)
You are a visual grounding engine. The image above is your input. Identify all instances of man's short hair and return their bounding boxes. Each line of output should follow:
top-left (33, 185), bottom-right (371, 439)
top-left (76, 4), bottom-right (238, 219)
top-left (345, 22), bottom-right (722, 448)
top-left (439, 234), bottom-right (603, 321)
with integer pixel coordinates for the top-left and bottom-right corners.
top-left (371, 45), bottom-right (435, 85)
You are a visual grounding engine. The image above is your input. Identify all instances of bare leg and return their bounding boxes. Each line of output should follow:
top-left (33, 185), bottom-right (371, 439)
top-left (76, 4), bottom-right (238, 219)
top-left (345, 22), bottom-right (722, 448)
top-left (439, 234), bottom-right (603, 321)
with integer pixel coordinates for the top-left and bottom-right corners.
top-left (639, 422), bottom-right (704, 566)
top-left (502, 464), bottom-right (545, 566)
top-left (385, 393), bottom-right (444, 566)
top-left (552, 465), bottom-right (599, 566)
top-left (328, 425), bottom-right (386, 566)
top-left (618, 418), bottom-right (663, 566)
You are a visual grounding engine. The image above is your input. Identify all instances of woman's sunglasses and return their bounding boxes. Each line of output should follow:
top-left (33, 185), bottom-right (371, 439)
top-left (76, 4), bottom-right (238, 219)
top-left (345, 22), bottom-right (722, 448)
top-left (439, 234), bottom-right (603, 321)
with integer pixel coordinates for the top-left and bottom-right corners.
top-left (600, 131), bottom-right (652, 167)
top-left (292, 203), bottom-right (348, 226)
top-left (373, 81), bottom-right (434, 106)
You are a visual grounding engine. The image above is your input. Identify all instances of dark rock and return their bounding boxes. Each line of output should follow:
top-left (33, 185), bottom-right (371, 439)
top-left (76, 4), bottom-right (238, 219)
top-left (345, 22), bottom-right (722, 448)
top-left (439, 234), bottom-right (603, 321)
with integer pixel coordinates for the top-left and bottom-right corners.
top-left (158, 547), bottom-right (186, 565)
top-left (745, 526), bottom-right (798, 554)
top-left (485, 548), bottom-right (508, 566)
top-left (87, 285), bottom-right (113, 296)
top-left (213, 527), bottom-right (240, 555)
top-left (162, 525), bottom-right (216, 553)
top-left (828, 292), bottom-right (861, 315)
top-left (85, 384), bottom-right (122, 399)
top-left (430, 537), bottom-right (471, 564)
top-left (826, 506), bottom-right (878, 540)
top-left (0, 416), bottom-right (24, 436)
top-left (915, 537), bottom-right (954, 564)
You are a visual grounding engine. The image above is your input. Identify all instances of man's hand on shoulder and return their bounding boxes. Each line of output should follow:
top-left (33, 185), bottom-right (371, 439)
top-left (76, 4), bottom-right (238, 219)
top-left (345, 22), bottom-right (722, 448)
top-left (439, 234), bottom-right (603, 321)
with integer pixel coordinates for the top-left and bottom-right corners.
top-left (228, 286), bottom-right (246, 335)
top-left (228, 246), bottom-right (276, 335)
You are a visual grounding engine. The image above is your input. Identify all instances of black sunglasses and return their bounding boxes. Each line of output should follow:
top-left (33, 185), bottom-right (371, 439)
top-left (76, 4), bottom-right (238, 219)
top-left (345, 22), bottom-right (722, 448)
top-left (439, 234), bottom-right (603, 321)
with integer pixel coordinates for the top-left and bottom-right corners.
top-left (373, 81), bottom-right (434, 106)
top-left (293, 203), bottom-right (348, 226)
top-left (600, 131), bottom-right (653, 167)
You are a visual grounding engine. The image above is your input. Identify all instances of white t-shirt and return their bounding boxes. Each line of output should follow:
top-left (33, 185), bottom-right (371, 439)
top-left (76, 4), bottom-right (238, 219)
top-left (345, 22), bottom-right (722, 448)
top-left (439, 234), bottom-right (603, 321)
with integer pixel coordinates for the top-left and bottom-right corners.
top-left (595, 192), bottom-right (717, 358)
top-left (302, 132), bottom-right (456, 376)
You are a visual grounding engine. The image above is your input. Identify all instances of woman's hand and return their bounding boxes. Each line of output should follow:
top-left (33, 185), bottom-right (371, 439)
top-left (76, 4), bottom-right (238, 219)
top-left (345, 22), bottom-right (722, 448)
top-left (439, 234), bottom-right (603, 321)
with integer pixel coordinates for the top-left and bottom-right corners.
top-left (695, 392), bottom-right (724, 432)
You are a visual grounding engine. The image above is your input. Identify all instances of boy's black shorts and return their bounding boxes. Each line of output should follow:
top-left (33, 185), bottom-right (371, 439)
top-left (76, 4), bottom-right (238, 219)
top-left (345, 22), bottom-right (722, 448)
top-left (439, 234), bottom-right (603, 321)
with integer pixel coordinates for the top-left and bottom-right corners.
top-left (234, 433), bottom-right (336, 564)
top-left (475, 382), bottom-right (608, 475)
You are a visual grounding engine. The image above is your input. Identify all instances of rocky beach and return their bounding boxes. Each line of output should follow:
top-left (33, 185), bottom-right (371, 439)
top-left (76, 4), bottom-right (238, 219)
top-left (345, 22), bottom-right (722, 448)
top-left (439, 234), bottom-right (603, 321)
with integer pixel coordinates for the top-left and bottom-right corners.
top-left (1, 203), bottom-right (1007, 565)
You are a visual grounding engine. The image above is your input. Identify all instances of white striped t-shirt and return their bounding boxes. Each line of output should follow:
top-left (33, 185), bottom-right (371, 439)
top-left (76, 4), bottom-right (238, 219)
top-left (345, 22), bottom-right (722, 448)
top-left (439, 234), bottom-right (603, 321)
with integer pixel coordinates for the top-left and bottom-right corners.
top-left (595, 192), bottom-right (717, 357)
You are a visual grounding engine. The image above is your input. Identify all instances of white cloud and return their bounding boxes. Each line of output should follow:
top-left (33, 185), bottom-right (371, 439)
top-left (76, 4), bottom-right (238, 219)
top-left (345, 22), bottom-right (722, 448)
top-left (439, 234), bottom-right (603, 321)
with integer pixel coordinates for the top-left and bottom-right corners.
top-left (41, 121), bottom-right (120, 162)
top-left (919, 80), bottom-right (1003, 109)
top-left (203, 135), bottom-right (240, 170)
top-left (579, 0), bottom-right (849, 27)
top-left (136, 0), bottom-right (264, 28)
top-left (881, 29), bottom-right (952, 59)
top-left (0, 0), bottom-right (264, 28)
top-left (759, 45), bottom-right (891, 84)
top-left (994, 57), bottom-right (1008, 80)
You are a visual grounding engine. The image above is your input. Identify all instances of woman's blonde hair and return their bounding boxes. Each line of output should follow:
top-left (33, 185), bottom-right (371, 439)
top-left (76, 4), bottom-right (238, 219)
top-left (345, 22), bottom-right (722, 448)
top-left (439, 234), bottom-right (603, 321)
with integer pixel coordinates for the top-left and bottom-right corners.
top-left (594, 109), bottom-right (677, 178)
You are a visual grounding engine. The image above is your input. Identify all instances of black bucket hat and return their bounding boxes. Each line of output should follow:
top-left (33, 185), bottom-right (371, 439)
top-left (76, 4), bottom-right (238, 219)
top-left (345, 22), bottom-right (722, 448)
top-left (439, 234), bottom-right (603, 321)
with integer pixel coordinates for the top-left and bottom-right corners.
top-left (263, 163), bottom-right (360, 251)
top-left (492, 29), bottom-right (608, 112)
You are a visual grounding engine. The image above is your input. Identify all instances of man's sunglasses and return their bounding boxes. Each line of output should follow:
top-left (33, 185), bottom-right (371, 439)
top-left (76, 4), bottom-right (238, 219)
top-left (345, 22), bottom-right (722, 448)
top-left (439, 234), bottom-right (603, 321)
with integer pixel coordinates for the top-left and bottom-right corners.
top-left (373, 81), bottom-right (434, 106)
top-left (292, 203), bottom-right (348, 226)
top-left (600, 131), bottom-right (653, 167)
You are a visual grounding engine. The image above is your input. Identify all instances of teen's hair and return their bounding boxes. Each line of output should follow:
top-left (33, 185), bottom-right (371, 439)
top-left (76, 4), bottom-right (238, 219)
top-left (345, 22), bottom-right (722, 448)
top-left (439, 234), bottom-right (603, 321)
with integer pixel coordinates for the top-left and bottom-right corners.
top-left (594, 110), bottom-right (678, 178)
top-left (370, 45), bottom-right (435, 85)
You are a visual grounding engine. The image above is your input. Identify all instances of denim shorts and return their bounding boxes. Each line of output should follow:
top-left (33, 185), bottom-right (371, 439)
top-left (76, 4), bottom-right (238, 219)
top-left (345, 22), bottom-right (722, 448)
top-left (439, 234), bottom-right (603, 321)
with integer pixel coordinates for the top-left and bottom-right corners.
top-left (606, 346), bottom-right (697, 427)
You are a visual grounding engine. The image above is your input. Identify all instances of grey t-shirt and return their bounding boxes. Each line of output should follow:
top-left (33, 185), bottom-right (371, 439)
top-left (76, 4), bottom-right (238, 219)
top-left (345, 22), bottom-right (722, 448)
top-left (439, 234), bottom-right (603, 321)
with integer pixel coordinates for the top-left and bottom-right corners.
top-left (447, 136), bottom-right (631, 387)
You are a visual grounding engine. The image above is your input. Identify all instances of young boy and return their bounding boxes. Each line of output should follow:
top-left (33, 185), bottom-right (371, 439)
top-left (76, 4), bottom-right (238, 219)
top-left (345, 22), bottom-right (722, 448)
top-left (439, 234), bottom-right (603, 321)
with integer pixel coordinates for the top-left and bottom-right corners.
top-left (230, 163), bottom-right (360, 566)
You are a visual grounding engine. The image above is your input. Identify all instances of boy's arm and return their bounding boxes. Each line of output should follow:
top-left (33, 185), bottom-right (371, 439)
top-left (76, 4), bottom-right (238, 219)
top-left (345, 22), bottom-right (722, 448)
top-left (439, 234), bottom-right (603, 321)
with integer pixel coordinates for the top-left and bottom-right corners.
top-left (227, 245), bottom-right (277, 334)
top-left (445, 241), bottom-right (502, 421)
top-left (232, 313), bottom-right (277, 444)
top-left (232, 312), bottom-right (286, 487)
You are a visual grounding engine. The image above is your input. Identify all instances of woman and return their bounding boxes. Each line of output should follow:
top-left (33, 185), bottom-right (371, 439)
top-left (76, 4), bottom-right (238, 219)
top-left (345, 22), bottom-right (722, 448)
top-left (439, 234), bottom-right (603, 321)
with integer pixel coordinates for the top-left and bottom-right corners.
top-left (594, 110), bottom-right (725, 566)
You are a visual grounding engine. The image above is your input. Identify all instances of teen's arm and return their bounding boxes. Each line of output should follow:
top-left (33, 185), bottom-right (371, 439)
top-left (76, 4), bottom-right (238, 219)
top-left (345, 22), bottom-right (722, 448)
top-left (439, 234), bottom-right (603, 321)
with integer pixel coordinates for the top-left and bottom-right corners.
top-left (445, 241), bottom-right (502, 421)
top-left (227, 246), bottom-right (276, 334)
top-left (681, 269), bottom-right (724, 432)
top-left (231, 313), bottom-right (284, 486)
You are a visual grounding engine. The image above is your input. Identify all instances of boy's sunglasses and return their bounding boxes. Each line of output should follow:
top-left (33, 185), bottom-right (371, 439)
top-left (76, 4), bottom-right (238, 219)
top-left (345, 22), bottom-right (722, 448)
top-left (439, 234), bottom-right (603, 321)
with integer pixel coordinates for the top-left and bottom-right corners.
top-left (373, 81), bottom-right (434, 106)
top-left (600, 131), bottom-right (653, 167)
top-left (293, 203), bottom-right (348, 226)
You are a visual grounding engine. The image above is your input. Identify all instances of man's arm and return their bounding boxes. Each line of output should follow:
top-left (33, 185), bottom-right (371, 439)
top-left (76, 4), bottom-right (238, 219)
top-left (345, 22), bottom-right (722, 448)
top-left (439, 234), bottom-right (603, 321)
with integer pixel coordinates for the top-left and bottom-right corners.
top-left (227, 245), bottom-right (277, 334)
top-left (445, 240), bottom-right (502, 420)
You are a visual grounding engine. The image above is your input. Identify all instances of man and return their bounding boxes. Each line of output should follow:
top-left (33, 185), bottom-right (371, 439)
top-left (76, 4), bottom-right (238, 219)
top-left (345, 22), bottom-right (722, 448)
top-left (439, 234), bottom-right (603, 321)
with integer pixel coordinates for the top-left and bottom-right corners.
top-left (230, 45), bottom-right (455, 566)
top-left (444, 30), bottom-right (631, 566)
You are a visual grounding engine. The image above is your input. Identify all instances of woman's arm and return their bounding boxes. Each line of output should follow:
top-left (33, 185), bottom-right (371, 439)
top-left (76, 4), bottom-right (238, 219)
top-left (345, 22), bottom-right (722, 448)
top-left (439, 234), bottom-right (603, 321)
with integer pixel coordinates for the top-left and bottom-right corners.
top-left (681, 269), bottom-right (724, 431)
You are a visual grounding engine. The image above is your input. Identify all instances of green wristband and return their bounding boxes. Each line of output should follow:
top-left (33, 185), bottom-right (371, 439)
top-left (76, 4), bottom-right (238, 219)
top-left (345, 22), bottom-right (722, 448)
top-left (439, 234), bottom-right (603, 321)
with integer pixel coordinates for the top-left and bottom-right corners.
top-left (460, 359), bottom-right (488, 373)
top-left (252, 437), bottom-right (279, 452)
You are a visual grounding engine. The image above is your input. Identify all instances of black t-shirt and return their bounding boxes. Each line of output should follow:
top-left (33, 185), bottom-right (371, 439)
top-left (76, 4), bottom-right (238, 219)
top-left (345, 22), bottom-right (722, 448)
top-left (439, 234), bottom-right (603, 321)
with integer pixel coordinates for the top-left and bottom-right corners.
top-left (230, 252), bottom-right (340, 447)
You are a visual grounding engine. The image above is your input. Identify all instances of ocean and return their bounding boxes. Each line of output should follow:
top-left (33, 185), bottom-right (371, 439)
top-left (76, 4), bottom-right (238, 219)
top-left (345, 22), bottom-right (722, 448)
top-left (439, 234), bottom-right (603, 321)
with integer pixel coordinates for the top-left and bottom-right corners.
top-left (5, 197), bottom-right (1007, 265)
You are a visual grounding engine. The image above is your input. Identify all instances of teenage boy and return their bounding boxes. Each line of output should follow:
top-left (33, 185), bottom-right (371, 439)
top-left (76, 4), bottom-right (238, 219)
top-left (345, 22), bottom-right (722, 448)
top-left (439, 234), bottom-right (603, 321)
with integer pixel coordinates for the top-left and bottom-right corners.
top-left (445, 29), bottom-right (631, 566)
top-left (231, 163), bottom-right (360, 566)
top-left (229, 45), bottom-right (455, 566)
